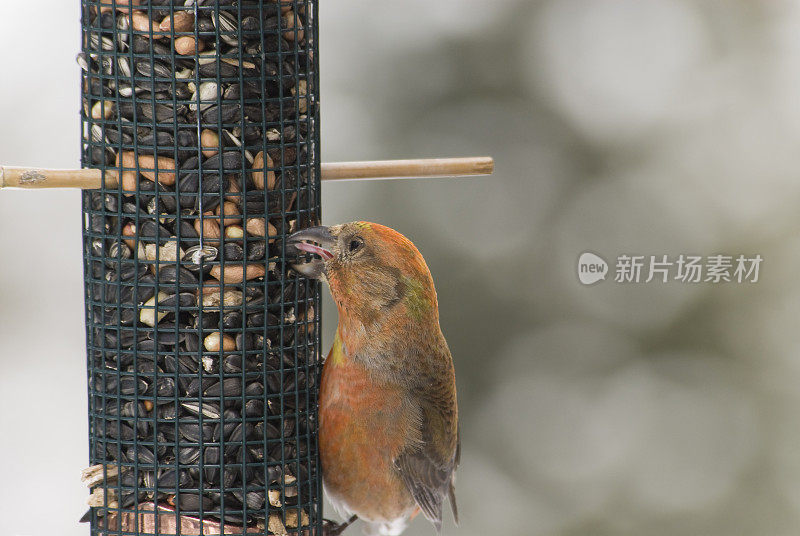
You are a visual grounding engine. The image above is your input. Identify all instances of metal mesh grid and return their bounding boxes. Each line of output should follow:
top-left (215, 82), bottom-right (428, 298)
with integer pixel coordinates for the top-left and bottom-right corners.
top-left (79, 1), bottom-right (321, 533)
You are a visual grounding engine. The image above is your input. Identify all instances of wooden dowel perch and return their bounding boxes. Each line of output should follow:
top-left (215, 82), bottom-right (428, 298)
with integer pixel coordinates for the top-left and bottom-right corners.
top-left (0, 157), bottom-right (493, 190)
top-left (321, 157), bottom-right (494, 181)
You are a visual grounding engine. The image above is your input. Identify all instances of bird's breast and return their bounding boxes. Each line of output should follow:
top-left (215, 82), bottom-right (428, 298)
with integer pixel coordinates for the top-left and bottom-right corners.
top-left (318, 351), bottom-right (417, 522)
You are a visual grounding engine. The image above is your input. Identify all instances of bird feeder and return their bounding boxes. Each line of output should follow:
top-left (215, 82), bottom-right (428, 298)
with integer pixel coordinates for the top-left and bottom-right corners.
top-left (0, 1), bottom-right (492, 534)
top-left (80, 0), bottom-right (323, 534)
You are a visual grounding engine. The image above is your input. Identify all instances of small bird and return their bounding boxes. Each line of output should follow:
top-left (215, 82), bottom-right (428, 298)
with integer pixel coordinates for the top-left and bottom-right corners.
top-left (288, 222), bottom-right (459, 536)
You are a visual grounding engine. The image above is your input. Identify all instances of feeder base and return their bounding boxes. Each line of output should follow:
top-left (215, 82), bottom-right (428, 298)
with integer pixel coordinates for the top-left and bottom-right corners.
top-left (100, 503), bottom-right (261, 535)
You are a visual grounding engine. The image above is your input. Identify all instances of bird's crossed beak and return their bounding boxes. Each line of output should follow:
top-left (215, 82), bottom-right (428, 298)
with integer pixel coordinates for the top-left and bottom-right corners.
top-left (286, 226), bottom-right (335, 279)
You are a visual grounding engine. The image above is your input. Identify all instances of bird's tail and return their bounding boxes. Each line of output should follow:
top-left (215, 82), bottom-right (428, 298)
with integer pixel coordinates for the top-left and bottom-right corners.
top-left (448, 481), bottom-right (459, 526)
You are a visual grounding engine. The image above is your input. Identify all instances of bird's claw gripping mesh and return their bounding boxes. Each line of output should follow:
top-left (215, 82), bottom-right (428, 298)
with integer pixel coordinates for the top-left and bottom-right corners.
top-left (79, 1), bottom-right (321, 533)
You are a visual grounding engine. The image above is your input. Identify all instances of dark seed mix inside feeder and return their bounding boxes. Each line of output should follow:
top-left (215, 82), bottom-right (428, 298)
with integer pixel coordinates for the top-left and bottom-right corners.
top-left (80, 0), bottom-right (320, 532)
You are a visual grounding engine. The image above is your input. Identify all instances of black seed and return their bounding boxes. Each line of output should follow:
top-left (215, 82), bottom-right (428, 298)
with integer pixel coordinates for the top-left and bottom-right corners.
top-left (228, 422), bottom-right (253, 443)
top-left (213, 409), bottom-right (240, 442)
top-left (158, 265), bottom-right (198, 285)
top-left (202, 151), bottom-right (243, 173)
top-left (179, 423), bottom-right (214, 443)
top-left (158, 292), bottom-right (196, 308)
top-left (152, 329), bottom-right (184, 346)
top-left (174, 492), bottom-right (213, 512)
top-left (222, 465), bottom-right (238, 488)
top-left (244, 399), bottom-right (263, 417)
top-left (223, 243), bottom-right (244, 261)
top-left (158, 404), bottom-right (178, 420)
top-left (118, 263), bottom-right (148, 282)
top-left (178, 447), bottom-right (201, 465)
top-left (198, 61), bottom-right (238, 78)
top-left (245, 382), bottom-right (264, 396)
top-left (162, 354), bottom-right (198, 375)
top-left (157, 468), bottom-right (192, 488)
top-left (266, 374), bottom-right (282, 394)
top-left (155, 377), bottom-right (176, 397)
top-left (136, 445), bottom-right (157, 465)
top-left (102, 422), bottom-right (136, 440)
top-left (247, 312), bottom-right (264, 327)
top-left (139, 130), bottom-right (174, 149)
top-left (137, 339), bottom-right (167, 352)
top-left (200, 102), bottom-right (237, 124)
top-left (221, 354), bottom-right (243, 373)
top-left (204, 378), bottom-right (242, 397)
top-left (138, 220), bottom-right (172, 244)
top-left (222, 311), bottom-right (243, 329)
top-left (178, 173), bottom-right (200, 208)
top-left (119, 376), bottom-right (147, 395)
top-left (185, 377), bottom-right (216, 397)
top-left (184, 332), bottom-right (200, 353)
top-left (176, 220), bottom-right (199, 238)
top-left (247, 241), bottom-right (267, 261)
top-left (204, 446), bottom-right (220, 482)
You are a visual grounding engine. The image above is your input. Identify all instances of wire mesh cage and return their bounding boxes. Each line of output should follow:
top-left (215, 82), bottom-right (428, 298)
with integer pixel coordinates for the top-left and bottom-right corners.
top-left (79, 0), bottom-right (321, 533)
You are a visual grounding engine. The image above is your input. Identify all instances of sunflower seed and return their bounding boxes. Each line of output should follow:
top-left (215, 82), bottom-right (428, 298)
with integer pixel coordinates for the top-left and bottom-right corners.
top-left (212, 11), bottom-right (239, 46)
top-left (180, 402), bottom-right (221, 419)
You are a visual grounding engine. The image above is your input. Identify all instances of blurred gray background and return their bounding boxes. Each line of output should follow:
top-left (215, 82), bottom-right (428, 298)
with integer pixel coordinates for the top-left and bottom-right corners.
top-left (1, 0), bottom-right (798, 534)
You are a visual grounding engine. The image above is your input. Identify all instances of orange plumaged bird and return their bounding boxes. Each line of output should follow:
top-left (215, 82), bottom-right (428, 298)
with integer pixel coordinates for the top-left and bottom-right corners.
top-left (287, 222), bottom-right (459, 536)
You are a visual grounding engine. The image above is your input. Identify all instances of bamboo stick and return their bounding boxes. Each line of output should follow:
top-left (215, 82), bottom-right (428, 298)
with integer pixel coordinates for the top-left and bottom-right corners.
top-left (0, 157), bottom-right (493, 190)
top-left (0, 167), bottom-right (109, 189)
top-left (320, 157), bottom-right (494, 181)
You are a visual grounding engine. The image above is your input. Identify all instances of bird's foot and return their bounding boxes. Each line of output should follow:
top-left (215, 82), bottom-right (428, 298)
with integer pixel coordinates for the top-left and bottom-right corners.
top-left (323, 515), bottom-right (358, 536)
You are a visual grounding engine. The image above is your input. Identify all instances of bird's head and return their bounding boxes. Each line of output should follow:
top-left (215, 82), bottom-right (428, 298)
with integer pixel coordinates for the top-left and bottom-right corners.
top-left (287, 222), bottom-right (438, 323)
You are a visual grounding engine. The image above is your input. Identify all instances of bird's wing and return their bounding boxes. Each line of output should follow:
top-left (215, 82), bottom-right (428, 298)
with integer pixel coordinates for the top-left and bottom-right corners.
top-left (450, 428), bottom-right (460, 524)
top-left (394, 359), bottom-right (458, 532)
top-left (395, 446), bottom-right (450, 532)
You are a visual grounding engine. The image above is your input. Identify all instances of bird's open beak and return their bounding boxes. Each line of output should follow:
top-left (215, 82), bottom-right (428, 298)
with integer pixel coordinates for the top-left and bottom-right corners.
top-left (286, 226), bottom-right (335, 279)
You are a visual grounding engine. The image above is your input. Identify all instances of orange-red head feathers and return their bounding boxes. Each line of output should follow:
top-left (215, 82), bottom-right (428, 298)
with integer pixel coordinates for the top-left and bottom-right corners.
top-left (288, 222), bottom-right (439, 329)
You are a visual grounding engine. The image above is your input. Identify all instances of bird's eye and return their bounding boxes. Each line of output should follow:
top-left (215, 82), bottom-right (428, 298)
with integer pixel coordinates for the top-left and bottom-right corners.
top-left (348, 237), bottom-right (363, 253)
